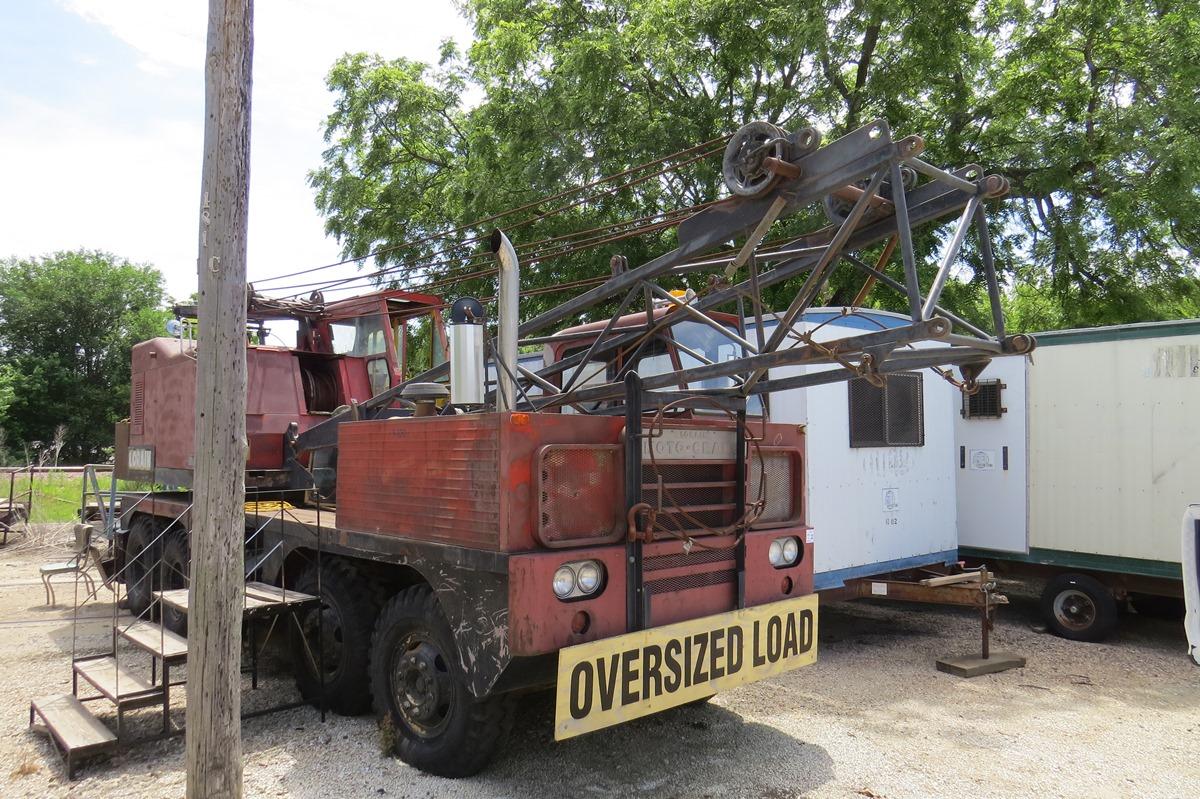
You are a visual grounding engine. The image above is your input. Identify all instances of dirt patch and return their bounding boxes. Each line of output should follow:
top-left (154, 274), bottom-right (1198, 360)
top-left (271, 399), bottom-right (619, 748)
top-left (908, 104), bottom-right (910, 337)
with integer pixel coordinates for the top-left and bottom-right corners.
top-left (1, 536), bottom-right (1196, 798)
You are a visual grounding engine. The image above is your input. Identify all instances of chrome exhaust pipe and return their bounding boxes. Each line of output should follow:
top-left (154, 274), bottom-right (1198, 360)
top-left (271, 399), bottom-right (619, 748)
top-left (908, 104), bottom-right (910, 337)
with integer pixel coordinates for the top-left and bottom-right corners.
top-left (490, 229), bottom-right (519, 413)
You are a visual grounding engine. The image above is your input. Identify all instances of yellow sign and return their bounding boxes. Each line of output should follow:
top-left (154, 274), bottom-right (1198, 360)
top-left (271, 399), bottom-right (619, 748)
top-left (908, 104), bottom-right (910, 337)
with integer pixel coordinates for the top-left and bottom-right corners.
top-left (554, 594), bottom-right (818, 740)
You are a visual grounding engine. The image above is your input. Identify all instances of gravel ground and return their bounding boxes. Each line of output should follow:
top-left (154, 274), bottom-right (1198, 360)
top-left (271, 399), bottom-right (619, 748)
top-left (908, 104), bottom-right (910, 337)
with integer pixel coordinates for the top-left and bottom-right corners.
top-left (1, 526), bottom-right (1196, 799)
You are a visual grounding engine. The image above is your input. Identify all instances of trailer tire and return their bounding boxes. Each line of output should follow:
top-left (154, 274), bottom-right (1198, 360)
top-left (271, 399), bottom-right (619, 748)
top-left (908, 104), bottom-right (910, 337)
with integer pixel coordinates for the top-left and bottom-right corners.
top-left (370, 585), bottom-right (513, 777)
top-left (289, 560), bottom-right (379, 715)
top-left (1130, 593), bottom-right (1185, 621)
top-left (1040, 573), bottom-right (1118, 642)
top-left (160, 529), bottom-right (190, 635)
top-left (124, 516), bottom-right (161, 616)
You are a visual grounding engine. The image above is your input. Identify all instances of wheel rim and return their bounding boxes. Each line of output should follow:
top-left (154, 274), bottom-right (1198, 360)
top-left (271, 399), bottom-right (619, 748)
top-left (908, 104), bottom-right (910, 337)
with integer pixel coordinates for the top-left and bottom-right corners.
top-left (300, 601), bottom-right (345, 680)
top-left (1053, 588), bottom-right (1097, 632)
top-left (389, 631), bottom-right (454, 739)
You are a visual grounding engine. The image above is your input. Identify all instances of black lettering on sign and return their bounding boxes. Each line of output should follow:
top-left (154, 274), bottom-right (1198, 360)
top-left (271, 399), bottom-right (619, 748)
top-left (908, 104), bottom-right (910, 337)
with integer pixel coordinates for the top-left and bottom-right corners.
top-left (664, 639), bottom-right (683, 692)
top-left (752, 620), bottom-right (766, 667)
top-left (727, 625), bottom-right (744, 675)
top-left (683, 635), bottom-right (693, 688)
top-left (767, 615), bottom-right (782, 662)
top-left (570, 661), bottom-right (593, 720)
top-left (596, 654), bottom-right (619, 712)
top-left (782, 611), bottom-right (799, 659)
top-left (799, 608), bottom-right (815, 653)
top-left (642, 644), bottom-right (663, 700)
top-left (709, 628), bottom-right (725, 680)
top-left (621, 649), bottom-right (640, 707)
top-left (692, 633), bottom-right (709, 684)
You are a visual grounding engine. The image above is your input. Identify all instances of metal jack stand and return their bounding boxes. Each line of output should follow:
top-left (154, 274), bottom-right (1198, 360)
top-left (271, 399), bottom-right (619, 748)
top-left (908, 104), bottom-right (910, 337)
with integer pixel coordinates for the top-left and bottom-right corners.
top-left (831, 567), bottom-right (1026, 677)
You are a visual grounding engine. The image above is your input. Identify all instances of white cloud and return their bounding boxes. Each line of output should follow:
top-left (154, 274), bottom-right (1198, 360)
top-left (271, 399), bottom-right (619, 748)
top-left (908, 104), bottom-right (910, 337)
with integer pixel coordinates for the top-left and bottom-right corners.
top-left (8, 1), bottom-right (473, 299)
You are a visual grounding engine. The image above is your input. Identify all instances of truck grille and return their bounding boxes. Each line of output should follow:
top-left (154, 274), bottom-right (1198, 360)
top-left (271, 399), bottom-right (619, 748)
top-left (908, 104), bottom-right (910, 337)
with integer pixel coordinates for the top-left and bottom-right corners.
top-left (640, 462), bottom-right (738, 534)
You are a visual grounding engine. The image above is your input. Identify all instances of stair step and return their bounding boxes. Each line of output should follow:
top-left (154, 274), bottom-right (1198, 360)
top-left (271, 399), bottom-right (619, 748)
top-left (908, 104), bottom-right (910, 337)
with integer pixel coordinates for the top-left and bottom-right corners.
top-left (73, 657), bottom-right (162, 707)
top-left (118, 620), bottom-right (188, 661)
top-left (30, 694), bottom-right (117, 773)
top-left (243, 581), bottom-right (318, 608)
top-left (154, 582), bottom-right (318, 619)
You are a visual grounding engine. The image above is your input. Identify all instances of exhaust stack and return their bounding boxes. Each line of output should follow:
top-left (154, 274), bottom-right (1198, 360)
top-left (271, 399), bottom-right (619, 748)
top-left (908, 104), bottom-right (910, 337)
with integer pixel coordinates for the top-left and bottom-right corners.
top-left (490, 229), bottom-right (519, 413)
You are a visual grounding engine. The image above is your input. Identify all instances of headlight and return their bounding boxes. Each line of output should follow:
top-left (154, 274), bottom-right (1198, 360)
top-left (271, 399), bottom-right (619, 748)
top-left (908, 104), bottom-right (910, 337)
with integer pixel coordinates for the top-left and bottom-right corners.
top-left (553, 566), bottom-right (576, 598)
top-left (768, 539), bottom-right (784, 567)
top-left (552, 560), bottom-right (605, 600)
top-left (769, 536), bottom-right (800, 568)
top-left (577, 562), bottom-right (602, 594)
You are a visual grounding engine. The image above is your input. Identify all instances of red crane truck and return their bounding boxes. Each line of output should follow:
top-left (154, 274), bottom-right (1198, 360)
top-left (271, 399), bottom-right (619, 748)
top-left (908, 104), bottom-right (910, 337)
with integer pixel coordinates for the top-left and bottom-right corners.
top-left (107, 117), bottom-right (1019, 776)
top-left (113, 286), bottom-right (816, 775)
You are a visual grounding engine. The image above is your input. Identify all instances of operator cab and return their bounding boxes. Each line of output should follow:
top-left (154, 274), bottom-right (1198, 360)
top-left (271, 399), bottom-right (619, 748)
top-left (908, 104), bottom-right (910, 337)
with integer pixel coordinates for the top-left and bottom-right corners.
top-left (548, 301), bottom-right (764, 415)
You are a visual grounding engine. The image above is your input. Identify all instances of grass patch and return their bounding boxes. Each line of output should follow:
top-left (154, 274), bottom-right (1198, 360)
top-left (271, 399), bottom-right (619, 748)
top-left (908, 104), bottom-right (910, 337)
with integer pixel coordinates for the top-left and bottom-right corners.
top-left (5, 472), bottom-right (148, 524)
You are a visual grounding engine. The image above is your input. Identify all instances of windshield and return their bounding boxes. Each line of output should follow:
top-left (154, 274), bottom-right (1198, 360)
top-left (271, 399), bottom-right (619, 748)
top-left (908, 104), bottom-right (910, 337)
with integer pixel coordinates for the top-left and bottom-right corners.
top-left (673, 320), bottom-right (763, 415)
top-left (329, 314), bottom-right (389, 357)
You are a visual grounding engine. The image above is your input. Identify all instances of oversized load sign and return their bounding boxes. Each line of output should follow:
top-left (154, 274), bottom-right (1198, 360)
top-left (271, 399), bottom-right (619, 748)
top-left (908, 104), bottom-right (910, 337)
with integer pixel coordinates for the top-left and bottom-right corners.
top-left (554, 594), bottom-right (818, 739)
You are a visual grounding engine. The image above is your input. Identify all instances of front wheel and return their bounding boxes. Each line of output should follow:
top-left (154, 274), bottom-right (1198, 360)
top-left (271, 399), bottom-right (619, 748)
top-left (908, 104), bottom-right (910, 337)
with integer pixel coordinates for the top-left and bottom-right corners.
top-left (370, 585), bottom-right (513, 777)
top-left (1040, 573), bottom-right (1118, 642)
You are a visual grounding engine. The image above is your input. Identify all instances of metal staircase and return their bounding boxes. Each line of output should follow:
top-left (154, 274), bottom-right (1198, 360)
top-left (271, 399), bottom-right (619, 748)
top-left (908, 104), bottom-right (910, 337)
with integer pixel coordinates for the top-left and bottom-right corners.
top-left (28, 473), bottom-right (322, 779)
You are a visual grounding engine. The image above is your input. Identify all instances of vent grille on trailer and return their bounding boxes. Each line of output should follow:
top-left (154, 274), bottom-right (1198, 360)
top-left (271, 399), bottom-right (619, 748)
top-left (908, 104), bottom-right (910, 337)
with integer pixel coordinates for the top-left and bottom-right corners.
top-left (848, 372), bottom-right (924, 447)
top-left (962, 379), bottom-right (1005, 419)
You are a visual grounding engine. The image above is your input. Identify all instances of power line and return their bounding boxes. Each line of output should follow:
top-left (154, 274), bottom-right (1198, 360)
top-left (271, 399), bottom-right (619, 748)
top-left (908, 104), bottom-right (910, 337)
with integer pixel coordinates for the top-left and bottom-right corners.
top-left (252, 135), bottom-right (731, 286)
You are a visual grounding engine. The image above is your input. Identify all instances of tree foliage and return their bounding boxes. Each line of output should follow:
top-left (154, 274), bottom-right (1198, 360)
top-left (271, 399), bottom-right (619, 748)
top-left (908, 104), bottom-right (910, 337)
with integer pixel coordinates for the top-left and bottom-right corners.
top-left (309, 0), bottom-right (1200, 330)
top-left (0, 251), bottom-right (168, 462)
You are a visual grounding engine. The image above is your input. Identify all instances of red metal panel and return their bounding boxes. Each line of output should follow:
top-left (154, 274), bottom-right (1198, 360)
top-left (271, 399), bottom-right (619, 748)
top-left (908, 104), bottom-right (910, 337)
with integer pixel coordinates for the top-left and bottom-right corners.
top-left (508, 545), bottom-right (627, 656)
top-left (499, 413), bottom-right (625, 552)
top-left (336, 415), bottom-right (502, 549)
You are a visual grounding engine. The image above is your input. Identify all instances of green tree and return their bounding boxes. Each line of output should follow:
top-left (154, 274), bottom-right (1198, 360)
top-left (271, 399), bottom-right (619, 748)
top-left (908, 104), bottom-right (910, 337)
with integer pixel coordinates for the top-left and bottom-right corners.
top-left (308, 0), bottom-right (1200, 331)
top-left (0, 250), bottom-right (168, 462)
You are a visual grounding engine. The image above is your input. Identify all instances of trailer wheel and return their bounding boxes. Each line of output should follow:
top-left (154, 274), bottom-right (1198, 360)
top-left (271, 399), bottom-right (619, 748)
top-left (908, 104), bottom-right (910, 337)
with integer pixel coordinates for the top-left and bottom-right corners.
top-left (289, 560), bottom-right (379, 715)
top-left (1040, 573), bottom-right (1118, 642)
top-left (1130, 593), bottom-right (1185, 621)
top-left (124, 516), bottom-right (161, 616)
top-left (370, 585), bottom-right (513, 777)
top-left (160, 529), bottom-right (190, 635)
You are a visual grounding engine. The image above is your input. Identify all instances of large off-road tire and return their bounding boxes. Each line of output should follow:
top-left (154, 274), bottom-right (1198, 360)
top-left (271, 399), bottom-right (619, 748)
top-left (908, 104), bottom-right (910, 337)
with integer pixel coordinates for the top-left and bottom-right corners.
top-left (289, 560), bottom-right (379, 715)
top-left (159, 528), bottom-right (190, 635)
top-left (370, 585), bottom-right (513, 778)
top-left (123, 515), bottom-right (161, 616)
top-left (1040, 573), bottom-right (1118, 642)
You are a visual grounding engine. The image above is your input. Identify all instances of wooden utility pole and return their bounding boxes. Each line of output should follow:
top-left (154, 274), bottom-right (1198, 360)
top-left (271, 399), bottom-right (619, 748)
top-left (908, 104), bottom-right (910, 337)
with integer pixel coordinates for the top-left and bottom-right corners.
top-left (186, 1), bottom-right (252, 797)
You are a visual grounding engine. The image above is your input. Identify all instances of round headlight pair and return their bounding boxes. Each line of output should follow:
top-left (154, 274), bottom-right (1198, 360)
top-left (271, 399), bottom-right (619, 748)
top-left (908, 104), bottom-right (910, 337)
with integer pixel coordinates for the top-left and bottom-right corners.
top-left (768, 536), bottom-right (801, 568)
top-left (553, 561), bottom-right (604, 599)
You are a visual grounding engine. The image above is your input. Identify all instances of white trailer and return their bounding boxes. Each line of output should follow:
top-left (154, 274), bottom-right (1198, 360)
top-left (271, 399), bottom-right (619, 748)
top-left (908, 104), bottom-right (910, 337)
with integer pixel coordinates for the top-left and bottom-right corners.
top-left (753, 309), bottom-right (958, 591)
top-left (956, 318), bottom-right (1199, 641)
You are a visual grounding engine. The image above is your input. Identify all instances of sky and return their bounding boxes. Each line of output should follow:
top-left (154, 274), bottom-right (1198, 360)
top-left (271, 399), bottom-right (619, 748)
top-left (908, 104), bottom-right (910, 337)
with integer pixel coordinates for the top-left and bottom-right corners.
top-left (0, 1), bottom-right (473, 301)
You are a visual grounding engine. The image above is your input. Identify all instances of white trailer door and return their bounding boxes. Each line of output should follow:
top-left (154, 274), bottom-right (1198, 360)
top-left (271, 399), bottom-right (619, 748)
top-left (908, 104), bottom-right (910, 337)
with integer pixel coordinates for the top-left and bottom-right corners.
top-left (954, 355), bottom-right (1028, 553)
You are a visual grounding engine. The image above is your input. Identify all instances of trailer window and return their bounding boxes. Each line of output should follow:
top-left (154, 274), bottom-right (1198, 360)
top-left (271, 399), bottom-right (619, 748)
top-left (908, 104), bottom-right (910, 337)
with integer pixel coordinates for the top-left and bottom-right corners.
top-left (848, 372), bottom-right (924, 447)
top-left (961, 379), bottom-right (1005, 420)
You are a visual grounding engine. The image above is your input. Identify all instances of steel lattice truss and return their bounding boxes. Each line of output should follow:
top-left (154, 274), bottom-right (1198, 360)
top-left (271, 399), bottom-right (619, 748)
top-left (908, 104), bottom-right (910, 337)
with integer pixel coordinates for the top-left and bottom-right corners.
top-left (297, 118), bottom-right (1034, 449)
